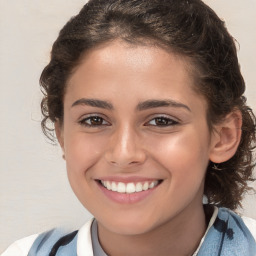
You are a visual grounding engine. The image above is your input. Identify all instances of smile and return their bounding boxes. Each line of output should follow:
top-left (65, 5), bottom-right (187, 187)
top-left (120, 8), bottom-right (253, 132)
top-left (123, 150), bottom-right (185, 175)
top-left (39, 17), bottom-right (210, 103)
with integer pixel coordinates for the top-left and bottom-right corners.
top-left (100, 180), bottom-right (160, 194)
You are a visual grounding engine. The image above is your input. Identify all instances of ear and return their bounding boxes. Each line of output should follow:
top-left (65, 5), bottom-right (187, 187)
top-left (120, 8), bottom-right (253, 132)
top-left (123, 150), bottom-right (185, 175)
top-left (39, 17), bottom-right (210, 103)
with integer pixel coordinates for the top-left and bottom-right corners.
top-left (209, 110), bottom-right (242, 163)
top-left (55, 120), bottom-right (65, 152)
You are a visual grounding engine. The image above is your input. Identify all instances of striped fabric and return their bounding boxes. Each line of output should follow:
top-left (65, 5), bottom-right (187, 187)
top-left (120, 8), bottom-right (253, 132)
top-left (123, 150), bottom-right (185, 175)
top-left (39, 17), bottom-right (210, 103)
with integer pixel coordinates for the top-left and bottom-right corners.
top-left (27, 229), bottom-right (78, 256)
top-left (25, 208), bottom-right (256, 256)
top-left (198, 208), bottom-right (256, 255)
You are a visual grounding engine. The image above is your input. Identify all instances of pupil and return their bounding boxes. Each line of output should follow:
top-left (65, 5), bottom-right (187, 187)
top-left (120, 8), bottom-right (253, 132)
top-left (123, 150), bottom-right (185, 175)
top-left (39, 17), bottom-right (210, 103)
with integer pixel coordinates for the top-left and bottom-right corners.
top-left (156, 118), bottom-right (168, 125)
top-left (91, 117), bottom-right (102, 125)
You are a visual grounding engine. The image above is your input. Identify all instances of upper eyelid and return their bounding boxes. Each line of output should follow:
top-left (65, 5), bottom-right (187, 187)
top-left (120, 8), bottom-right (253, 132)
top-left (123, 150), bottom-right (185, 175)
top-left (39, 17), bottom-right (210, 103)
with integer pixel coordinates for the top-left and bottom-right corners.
top-left (78, 113), bottom-right (109, 121)
top-left (146, 118), bottom-right (178, 124)
top-left (77, 113), bottom-right (180, 124)
top-left (143, 116), bottom-right (180, 128)
top-left (78, 114), bottom-right (111, 127)
top-left (146, 114), bottom-right (180, 122)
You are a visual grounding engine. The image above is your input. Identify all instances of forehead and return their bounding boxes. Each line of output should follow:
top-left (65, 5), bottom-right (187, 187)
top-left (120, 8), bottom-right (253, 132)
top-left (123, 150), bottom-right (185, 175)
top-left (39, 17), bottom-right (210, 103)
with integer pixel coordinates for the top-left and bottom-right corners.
top-left (66, 40), bottom-right (205, 110)
top-left (80, 41), bottom-right (185, 71)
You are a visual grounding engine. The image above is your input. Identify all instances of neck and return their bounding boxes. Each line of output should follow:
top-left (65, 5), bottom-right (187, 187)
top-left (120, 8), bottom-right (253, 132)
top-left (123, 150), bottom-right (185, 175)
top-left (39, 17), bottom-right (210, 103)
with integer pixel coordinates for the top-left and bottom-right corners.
top-left (97, 203), bottom-right (207, 256)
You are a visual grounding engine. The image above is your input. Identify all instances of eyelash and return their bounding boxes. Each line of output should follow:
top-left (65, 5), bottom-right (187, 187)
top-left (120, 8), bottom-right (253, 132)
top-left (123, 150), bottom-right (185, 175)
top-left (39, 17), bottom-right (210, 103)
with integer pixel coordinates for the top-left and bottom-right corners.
top-left (78, 115), bottom-right (110, 127)
top-left (78, 115), bottom-right (179, 128)
top-left (145, 116), bottom-right (179, 127)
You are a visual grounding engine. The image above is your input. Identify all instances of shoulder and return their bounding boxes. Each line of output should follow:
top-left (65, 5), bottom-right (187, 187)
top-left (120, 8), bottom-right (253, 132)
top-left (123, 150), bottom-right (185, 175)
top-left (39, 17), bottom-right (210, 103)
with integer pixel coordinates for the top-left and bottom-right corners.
top-left (217, 207), bottom-right (256, 241)
top-left (1, 234), bottom-right (39, 256)
top-left (77, 218), bottom-right (94, 256)
top-left (1, 219), bottom-right (94, 256)
top-left (197, 207), bottom-right (256, 255)
top-left (241, 215), bottom-right (256, 241)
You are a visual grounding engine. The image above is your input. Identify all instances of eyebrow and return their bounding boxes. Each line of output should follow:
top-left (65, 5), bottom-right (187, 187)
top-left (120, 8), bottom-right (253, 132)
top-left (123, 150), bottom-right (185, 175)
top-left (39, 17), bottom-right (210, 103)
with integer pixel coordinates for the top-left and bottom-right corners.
top-left (136, 99), bottom-right (191, 112)
top-left (71, 98), bottom-right (191, 112)
top-left (71, 98), bottom-right (113, 110)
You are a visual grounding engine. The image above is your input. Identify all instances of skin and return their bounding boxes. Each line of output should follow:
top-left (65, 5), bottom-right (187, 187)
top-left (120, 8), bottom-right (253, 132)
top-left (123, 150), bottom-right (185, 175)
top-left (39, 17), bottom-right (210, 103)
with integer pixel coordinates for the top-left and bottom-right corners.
top-left (56, 41), bottom-right (241, 256)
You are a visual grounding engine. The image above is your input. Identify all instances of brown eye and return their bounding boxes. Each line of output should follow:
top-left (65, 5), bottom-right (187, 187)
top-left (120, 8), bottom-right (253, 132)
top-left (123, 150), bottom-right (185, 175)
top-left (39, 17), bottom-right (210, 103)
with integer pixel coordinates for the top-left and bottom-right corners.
top-left (146, 117), bottom-right (178, 126)
top-left (155, 117), bottom-right (170, 126)
top-left (79, 115), bottom-right (109, 127)
top-left (90, 116), bottom-right (104, 125)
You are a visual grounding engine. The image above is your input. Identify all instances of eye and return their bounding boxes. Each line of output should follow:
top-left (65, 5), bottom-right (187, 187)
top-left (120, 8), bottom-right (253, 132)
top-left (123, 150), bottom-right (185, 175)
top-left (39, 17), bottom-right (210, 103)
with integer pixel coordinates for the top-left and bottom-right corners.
top-left (79, 115), bottom-right (110, 127)
top-left (146, 116), bottom-right (178, 127)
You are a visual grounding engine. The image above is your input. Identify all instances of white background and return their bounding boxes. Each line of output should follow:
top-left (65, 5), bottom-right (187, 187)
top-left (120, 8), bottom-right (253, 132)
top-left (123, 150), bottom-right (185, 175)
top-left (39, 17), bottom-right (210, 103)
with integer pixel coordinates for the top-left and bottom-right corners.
top-left (0, 0), bottom-right (255, 253)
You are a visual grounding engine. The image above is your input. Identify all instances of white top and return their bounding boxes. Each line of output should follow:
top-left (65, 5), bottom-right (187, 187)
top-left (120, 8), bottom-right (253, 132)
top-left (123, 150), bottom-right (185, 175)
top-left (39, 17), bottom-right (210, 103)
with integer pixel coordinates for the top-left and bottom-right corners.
top-left (2, 208), bottom-right (256, 256)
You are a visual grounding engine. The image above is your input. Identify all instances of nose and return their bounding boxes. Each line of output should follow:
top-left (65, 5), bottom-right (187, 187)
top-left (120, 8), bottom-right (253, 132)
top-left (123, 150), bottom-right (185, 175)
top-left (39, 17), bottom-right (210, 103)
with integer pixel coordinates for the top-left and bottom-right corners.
top-left (104, 125), bottom-right (146, 168)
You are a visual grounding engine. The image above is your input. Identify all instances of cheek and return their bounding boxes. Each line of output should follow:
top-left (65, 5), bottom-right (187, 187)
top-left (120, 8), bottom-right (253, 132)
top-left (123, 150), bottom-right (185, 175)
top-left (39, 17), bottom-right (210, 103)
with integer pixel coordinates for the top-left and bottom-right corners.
top-left (146, 128), bottom-right (210, 179)
top-left (64, 132), bottom-right (107, 175)
top-left (63, 133), bottom-right (108, 207)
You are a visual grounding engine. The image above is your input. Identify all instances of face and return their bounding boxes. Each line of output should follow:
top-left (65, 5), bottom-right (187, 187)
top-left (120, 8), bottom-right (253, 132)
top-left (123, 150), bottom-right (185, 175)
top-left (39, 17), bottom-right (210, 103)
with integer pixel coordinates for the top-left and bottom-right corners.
top-left (57, 41), bottom-right (216, 236)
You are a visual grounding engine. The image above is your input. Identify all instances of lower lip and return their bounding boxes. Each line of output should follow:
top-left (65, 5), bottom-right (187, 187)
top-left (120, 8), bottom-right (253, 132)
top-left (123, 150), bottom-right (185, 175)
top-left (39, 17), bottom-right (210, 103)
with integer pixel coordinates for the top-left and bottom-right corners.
top-left (97, 182), bottom-right (159, 204)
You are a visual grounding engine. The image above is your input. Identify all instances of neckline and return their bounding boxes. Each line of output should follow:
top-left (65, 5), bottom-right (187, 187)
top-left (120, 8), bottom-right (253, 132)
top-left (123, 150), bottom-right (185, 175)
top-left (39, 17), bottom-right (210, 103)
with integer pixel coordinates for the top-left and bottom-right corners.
top-left (192, 206), bottom-right (218, 255)
top-left (90, 206), bottom-right (219, 256)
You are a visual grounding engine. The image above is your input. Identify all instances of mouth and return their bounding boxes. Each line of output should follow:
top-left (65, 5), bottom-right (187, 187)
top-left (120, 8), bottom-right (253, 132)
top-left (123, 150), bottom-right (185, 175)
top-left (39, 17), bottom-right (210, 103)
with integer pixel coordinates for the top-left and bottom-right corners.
top-left (97, 180), bottom-right (162, 194)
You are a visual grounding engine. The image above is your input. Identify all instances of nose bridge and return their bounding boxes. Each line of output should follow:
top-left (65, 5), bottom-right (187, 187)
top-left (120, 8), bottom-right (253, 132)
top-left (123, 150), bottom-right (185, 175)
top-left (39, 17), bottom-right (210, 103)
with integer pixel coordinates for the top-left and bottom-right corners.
top-left (118, 124), bottom-right (134, 154)
top-left (105, 123), bottom-right (146, 167)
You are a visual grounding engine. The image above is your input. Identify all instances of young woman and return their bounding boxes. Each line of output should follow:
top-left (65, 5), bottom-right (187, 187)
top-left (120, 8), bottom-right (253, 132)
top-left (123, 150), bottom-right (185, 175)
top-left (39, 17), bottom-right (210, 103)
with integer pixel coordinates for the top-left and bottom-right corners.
top-left (2, 0), bottom-right (256, 255)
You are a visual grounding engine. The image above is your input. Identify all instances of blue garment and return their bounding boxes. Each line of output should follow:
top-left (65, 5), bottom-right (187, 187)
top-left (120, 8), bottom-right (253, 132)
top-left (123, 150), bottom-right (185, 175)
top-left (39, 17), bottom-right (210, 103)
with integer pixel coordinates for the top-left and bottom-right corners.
top-left (27, 229), bottom-right (78, 256)
top-left (198, 208), bottom-right (256, 255)
top-left (28, 207), bottom-right (256, 256)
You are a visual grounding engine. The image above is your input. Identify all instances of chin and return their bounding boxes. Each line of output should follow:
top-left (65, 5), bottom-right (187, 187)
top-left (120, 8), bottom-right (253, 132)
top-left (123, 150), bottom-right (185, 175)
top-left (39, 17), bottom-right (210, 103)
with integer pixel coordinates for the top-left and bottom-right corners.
top-left (107, 222), bottom-right (152, 236)
top-left (97, 213), bottom-right (162, 236)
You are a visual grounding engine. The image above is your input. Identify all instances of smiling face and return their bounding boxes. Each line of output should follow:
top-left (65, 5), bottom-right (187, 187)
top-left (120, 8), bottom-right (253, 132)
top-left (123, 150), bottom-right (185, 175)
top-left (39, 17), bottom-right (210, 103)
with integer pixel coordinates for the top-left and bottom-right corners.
top-left (56, 41), bottom-right (216, 236)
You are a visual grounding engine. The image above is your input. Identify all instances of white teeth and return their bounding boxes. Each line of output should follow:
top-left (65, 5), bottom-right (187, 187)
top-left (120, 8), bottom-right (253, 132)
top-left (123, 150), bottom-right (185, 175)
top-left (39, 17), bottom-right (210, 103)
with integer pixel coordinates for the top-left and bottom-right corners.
top-left (149, 181), bottom-right (155, 189)
top-left (143, 182), bottom-right (149, 191)
top-left (135, 183), bottom-right (143, 192)
top-left (101, 180), bottom-right (159, 193)
top-left (126, 183), bottom-right (136, 193)
top-left (106, 181), bottom-right (111, 190)
top-left (117, 182), bottom-right (126, 193)
top-left (111, 182), bottom-right (117, 192)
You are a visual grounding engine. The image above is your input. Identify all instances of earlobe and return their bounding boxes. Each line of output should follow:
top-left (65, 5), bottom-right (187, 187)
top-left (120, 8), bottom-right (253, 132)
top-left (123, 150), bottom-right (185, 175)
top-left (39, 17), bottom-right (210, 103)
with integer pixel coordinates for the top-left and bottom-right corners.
top-left (209, 110), bottom-right (242, 163)
top-left (55, 120), bottom-right (65, 151)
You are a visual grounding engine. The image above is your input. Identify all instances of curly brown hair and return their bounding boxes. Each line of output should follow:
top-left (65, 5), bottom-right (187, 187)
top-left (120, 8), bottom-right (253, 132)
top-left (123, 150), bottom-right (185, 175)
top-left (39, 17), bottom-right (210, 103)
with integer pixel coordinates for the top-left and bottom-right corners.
top-left (40, 0), bottom-right (256, 210)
